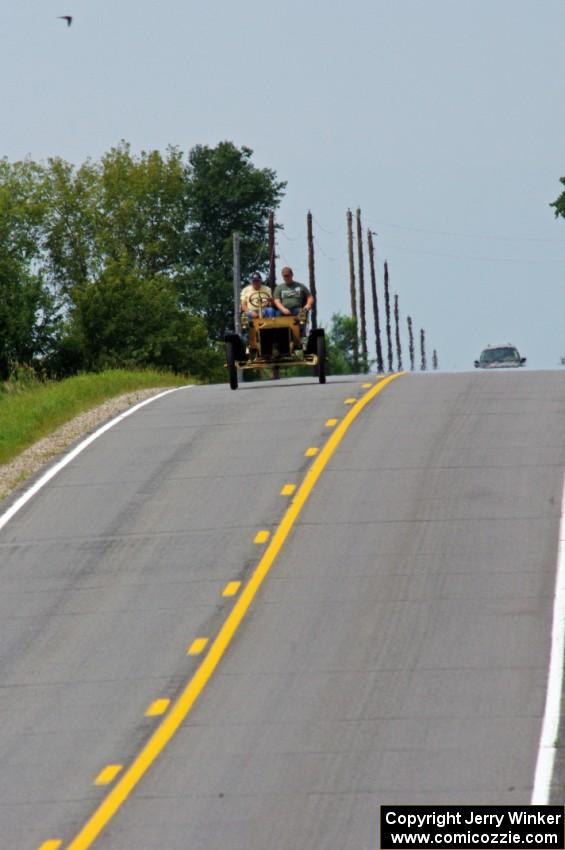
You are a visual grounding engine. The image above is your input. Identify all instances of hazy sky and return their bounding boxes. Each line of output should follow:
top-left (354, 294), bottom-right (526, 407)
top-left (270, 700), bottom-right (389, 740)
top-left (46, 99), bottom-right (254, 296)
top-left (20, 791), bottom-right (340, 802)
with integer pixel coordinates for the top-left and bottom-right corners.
top-left (3, 0), bottom-right (565, 370)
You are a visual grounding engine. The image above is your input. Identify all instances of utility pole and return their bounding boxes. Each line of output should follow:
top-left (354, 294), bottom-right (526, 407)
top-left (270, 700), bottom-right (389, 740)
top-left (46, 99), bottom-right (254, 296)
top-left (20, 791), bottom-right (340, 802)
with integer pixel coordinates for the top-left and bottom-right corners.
top-left (233, 232), bottom-right (241, 335)
top-left (432, 349), bottom-right (439, 370)
top-left (367, 230), bottom-right (384, 374)
top-left (268, 212), bottom-right (276, 291)
top-left (356, 208), bottom-right (368, 370)
top-left (307, 210), bottom-right (317, 330)
top-left (383, 261), bottom-right (393, 372)
top-left (394, 293), bottom-right (403, 371)
top-left (420, 328), bottom-right (427, 371)
top-left (232, 232), bottom-right (243, 383)
top-left (407, 316), bottom-right (415, 371)
top-left (347, 209), bottom-right (359, 372)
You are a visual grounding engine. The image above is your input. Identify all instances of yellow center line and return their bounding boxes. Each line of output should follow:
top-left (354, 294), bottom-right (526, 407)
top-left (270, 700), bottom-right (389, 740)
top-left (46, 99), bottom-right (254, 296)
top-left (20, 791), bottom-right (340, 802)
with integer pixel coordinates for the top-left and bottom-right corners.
top-left (187, 637), bottom-right (209, 655)
top-left (304, 447), bottom-right (319, 457)
top-left (94, 765), bottom-right (123, 786)
top-left (63, 372), bottom-right (404, 850)
top-left (280, 484), bottom-right (296, 496)
top-left (253, 529), bottom-right (270, 544)
top-left (222, 581), bottom-right (242, 597)
top-left (325, 418), bottom-right (338, 427)
top-left (144, 699), bottom-right (170, 717)
top-left (38, 842), bottom-right (63, 850)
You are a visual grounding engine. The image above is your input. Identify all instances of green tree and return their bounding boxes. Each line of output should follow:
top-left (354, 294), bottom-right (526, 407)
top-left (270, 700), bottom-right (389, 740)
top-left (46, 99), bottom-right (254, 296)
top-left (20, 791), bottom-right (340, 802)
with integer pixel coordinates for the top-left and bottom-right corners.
top-left (42, 144), bottom-right (191, 300)
top-left (324, 313), bottom-right (358, 375)
top-left (42, 141), bottom-right (285, 344)
top-left (1, 142), bottom-right (285, 380)
top-left (0, 159), bottom-right (59, 378)
top-left (66, 262), bottom-right (221, 377)
top-left (551, 178), bottom-right (565, 220)
top-left (183, 142), bottom-right (286, 338)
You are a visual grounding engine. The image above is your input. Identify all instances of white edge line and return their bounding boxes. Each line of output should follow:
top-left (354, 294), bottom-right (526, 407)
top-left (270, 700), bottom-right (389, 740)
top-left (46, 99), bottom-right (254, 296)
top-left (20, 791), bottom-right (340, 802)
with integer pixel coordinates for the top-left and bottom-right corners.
top-left (0, 386), bottom-right (191, 534)
top-left (531, 471), bottom-right (565, 804)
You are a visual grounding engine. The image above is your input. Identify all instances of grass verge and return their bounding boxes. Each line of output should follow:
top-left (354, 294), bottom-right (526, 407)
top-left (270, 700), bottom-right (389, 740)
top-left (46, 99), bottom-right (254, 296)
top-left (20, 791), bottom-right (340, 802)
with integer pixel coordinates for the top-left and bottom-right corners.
top-left (0, 370), bottom-right (190, 467)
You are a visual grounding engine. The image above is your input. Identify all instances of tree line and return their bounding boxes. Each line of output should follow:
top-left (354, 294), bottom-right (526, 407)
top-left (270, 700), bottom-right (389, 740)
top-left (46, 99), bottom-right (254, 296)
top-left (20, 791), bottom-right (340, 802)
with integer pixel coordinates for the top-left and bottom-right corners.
top-left (0, 141), bottom-right (285, 381)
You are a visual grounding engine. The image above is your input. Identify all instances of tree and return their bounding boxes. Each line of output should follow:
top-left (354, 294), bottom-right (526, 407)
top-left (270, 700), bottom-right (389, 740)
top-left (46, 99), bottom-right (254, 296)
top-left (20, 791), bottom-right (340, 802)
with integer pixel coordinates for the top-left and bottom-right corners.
top-left (183, 142), bottom-right (286, 338)
top-left (0, 159), bottom-right (59, 378)
top-left (42, 144), bottom-right (192, 300)
top-left (551, 178), bottom-right (565, 220)
top-left (1, 141), bottom-right (285, 380)
top-left (324, 313), bottom-right (358, 375)
top-left (65, 262), bottom-right (221, 377)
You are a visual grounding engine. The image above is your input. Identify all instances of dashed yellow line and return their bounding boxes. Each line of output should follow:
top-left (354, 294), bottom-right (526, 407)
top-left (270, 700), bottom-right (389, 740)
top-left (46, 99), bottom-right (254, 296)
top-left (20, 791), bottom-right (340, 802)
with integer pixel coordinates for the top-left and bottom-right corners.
top-left (222, 581), bottom-right (241, 597)
top-left (305, 447), bottom-right (319, 457)
top-left (325, 418), bottom-right (338, 427)
top-left (62, 372), bottom-right (404, 850)
top-left (94, 765), bottom-right (123, 786)
top-left (145, 699), bottom-right (170, 717)
top-left (344, 397), bottom-right (356, 405)
top-left (187, 637), bottom-right (209, 655)
top-left (38, 842), bottom-right (62, 850)
top-left (254, 529), bottom-right (270, 544)
top-left (280, 484), bottom-right (296, 496)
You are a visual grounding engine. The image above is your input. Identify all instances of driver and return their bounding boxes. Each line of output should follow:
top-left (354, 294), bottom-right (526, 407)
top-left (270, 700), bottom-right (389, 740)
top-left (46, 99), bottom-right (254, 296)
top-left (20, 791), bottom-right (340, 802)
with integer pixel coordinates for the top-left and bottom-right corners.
top-left (240, 272), bottom-right (275, 319)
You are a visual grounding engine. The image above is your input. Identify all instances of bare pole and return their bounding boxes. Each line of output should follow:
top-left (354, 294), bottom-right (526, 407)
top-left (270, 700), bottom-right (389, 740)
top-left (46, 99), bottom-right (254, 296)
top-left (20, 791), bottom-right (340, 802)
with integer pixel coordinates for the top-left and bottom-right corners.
top-left (268, 211), bottom-right (276, 291)
top-left (383, 261), bottom-right (393, 372)
top-left (356, 208), bottom-right (368, 370)
top-left (347, 209), bottom-right (359, 371)
top-left (233, 232), bottom-right (241, 335)
top-left (307, 210), bottom-right (317, 330)
top-left (420, 328), bottom-right (427, 371)
top-left (432, 349), bottom-right (439, 370)
top-left (394, 293), bottom-right (403, 371)
top-left (407, 316), bottom-right (415, 371)
top-left (367, 229), bottom-right (384, 374)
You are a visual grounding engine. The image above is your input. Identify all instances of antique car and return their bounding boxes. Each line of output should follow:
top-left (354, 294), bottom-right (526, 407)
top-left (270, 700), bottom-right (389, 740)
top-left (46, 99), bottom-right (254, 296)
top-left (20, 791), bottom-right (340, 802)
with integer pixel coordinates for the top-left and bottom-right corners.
top-left (224, 289), bottom-right (326, 390)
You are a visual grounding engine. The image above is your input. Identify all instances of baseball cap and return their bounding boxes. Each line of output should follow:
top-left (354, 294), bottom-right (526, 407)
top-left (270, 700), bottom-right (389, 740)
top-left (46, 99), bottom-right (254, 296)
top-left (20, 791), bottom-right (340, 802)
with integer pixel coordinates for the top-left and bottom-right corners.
top-left (251, 272), bottom-right (262, 282)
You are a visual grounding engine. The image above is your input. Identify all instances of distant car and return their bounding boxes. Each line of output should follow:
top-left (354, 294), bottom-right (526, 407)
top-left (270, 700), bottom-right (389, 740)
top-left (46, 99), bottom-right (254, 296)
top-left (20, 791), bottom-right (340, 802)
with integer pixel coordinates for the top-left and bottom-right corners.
top-left (474, 344), bottom-right (526, 369)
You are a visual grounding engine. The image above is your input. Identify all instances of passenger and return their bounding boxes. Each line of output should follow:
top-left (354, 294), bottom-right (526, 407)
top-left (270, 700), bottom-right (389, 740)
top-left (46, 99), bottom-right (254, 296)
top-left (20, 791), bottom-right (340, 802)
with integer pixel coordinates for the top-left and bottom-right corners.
top-left (240, 272), bottom-right (275, 319)
top-left (273, 267), bottom-right (314, 316)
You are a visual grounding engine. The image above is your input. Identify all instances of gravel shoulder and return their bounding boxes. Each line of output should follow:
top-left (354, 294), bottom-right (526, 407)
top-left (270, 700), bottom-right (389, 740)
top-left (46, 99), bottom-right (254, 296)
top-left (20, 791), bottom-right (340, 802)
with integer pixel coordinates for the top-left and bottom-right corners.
top-left (0, 387), bottom-right (171, 502)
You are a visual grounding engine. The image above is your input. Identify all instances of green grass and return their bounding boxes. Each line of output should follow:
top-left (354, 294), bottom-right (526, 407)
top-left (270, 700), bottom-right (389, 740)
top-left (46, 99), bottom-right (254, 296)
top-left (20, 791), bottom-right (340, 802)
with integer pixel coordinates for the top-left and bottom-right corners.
top-left (0, 369), bottom-right (190, 466)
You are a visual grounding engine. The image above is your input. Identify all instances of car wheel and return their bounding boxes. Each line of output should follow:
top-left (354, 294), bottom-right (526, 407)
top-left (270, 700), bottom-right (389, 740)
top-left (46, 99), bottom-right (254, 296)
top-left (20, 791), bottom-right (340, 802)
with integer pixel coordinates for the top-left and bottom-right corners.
top-left (317, 333), bottom-right (326, 384)
top-left (226, 340), bottom-right (238, 390)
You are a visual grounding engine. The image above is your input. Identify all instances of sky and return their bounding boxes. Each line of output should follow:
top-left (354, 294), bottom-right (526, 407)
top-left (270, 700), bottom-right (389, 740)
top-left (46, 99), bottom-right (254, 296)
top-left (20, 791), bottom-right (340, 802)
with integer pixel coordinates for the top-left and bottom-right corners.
top-left (3, 0), bottom-right (565, 371)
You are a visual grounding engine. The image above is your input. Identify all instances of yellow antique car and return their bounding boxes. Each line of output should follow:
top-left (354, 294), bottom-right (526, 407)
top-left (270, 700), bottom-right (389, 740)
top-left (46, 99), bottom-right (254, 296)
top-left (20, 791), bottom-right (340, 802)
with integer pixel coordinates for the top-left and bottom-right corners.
top-left (224, 289), bottom-right (326, 390)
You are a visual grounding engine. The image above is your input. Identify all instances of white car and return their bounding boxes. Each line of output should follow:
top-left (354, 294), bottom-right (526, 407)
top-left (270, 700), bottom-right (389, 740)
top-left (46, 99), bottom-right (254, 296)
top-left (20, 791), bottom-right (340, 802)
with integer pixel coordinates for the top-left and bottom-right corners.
top-left (474, 344), bottom-right (526, 369)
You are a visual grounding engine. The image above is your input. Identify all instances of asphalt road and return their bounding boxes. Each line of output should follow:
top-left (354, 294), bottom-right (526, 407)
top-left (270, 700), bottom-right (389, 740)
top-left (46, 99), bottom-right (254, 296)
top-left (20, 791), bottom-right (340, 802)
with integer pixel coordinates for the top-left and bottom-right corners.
top-left (1, 370), bottom-right (564, 850)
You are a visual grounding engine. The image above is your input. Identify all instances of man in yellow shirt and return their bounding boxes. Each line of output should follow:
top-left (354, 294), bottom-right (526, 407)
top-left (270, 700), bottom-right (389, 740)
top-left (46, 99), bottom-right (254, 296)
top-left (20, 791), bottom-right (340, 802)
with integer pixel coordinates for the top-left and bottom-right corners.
top-left (240, 272), bottom-right (275, 319)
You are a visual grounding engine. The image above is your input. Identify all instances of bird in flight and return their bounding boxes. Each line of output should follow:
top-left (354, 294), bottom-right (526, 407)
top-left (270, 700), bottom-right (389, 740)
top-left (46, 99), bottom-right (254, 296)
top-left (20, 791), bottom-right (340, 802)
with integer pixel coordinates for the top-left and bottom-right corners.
top-left (58, 15), bottom-right (73, 26)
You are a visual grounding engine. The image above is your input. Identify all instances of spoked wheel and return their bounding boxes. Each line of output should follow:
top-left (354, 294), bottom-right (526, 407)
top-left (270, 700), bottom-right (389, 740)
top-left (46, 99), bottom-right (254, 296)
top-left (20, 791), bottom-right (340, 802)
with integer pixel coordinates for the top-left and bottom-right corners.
top-left (226, 340), bottom-right (238, 390)
top-left (317, 333), bottom-right (326, 384)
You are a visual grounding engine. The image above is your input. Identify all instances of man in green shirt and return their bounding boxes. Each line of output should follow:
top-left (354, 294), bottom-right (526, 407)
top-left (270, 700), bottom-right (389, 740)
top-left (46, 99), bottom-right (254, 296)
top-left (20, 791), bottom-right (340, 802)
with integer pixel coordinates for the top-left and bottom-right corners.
top-left (273, 267), bottom-right (314, 316)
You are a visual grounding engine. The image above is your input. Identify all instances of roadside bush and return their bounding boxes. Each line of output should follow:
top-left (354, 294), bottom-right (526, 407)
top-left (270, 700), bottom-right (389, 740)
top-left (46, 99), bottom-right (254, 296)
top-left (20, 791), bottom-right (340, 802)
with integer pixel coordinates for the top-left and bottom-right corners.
top-left (66, 266), bottom-right (222, 379)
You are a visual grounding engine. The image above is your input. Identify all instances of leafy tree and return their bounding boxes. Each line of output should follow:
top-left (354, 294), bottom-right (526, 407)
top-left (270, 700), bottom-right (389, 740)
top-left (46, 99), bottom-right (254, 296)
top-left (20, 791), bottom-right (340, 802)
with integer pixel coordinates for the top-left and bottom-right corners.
top-left (183, 142), bottom-right (286, 338)
top-left (42, 144), bottom-right (191, 300)
top-left (551, 178), bottom-right (565, 220)
top-left (324, 313), bottom-right (358, 375)
top-left (64, 262), bottom-right (222, 377)
top-left (1, 141), bottom-right (285, 381)
top-left (0, 159), bottom-right (59, 378)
